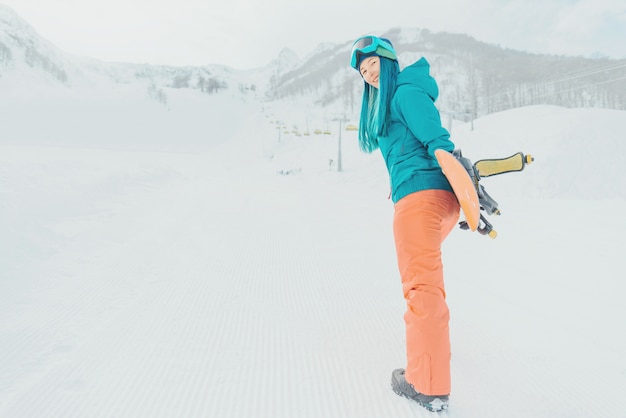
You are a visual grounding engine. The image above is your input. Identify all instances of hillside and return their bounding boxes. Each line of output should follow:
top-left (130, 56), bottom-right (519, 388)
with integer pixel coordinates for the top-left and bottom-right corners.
top-left (270, 27), bottom-right (626, 119)
top-left (2, 3), bottom-right (625, 125)
top-left (1, 100), bottom-right (625, 417)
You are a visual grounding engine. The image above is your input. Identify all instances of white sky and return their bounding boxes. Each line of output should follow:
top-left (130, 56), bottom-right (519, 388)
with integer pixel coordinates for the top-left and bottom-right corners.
top-left (2, 0), bottom-right (625, 68)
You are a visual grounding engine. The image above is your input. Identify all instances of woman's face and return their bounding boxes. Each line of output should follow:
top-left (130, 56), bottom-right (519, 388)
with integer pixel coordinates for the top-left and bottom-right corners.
top-left (359, 56), bottom-right (380, 89)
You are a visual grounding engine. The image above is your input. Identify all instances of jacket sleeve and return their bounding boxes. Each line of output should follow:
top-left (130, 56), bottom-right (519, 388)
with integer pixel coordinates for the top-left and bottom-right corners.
top-left (394, 86), bottom-right (455, 159)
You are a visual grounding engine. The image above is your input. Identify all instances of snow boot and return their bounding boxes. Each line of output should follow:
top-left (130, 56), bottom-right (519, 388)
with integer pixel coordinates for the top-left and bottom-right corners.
top-left (391, 369), bottom-right (449, 412)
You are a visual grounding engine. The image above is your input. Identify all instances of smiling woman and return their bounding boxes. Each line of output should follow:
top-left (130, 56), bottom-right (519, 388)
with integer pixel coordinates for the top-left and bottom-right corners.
top-left (349, 34), bottom-right (459, 413)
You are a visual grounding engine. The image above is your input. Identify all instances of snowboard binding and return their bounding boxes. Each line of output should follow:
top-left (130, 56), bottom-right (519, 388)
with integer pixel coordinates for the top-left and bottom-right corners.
top-left (452, 150), bottom-right (534, 238)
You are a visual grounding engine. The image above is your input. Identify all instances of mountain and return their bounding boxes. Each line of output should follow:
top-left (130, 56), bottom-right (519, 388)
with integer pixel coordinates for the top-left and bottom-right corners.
top-left (2, 3), bottom-right (625, 122)
top-left (0, 4), bottom-right (298, 96)
top-left (2, 3), bottom-right (626, 201)
top-left (271, 27), bottom-right (626, 120)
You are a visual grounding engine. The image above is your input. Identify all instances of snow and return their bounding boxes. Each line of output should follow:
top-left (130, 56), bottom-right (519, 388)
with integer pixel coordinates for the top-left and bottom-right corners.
top-left (1, 81), bottom-right (626, 418)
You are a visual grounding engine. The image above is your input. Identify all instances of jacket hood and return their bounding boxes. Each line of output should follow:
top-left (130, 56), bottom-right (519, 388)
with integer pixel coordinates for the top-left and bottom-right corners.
top-left (396, 57), bottom-right (439, 101)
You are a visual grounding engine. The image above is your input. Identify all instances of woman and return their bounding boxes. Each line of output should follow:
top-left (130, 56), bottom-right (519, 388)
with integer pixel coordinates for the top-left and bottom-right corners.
top-left (350, 35), bottom-right (460, 412)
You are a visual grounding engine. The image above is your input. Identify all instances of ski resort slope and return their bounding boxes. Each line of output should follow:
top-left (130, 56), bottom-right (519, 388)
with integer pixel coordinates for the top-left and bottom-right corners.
top-left (1, 101), bottom-right (625, 418)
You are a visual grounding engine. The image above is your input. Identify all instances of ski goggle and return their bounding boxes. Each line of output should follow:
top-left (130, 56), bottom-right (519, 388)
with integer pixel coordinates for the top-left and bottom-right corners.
top-left (350, 36), bottom-right (397, 70)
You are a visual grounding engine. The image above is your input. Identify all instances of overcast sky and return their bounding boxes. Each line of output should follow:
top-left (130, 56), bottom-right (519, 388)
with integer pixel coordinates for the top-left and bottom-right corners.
top-left (2, 0), bottom-right (625, 69)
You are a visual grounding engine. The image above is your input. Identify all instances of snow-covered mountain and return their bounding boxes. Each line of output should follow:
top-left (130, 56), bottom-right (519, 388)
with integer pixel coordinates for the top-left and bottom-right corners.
top-left (1, 2), bottom-right (625, 200)
top-left (275, 26), bottom-right (626, 119)
top-left (0, 3), bottom-right (292, 104)
top-left (2, 3), bottom-right (625, 119)
top-left (0, 3), bottom-right (70, 83)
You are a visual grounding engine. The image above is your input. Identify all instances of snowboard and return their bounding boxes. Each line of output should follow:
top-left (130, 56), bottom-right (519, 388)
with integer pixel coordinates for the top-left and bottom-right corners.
top-left (435, 149), bottom-right (480, 232)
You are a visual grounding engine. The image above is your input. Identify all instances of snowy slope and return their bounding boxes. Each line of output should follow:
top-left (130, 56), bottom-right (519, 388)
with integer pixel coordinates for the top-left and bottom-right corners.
top-left (453, 105), bottom-right (626, 200)
top-left (2, 5), bottom-right (626, 417)
top-left (1, 98), bottom-right (625, 417)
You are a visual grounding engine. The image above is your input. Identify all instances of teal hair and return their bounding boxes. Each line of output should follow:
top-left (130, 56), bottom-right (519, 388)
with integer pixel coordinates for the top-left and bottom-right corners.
top-left (357, 57), bottom-right (400, 153)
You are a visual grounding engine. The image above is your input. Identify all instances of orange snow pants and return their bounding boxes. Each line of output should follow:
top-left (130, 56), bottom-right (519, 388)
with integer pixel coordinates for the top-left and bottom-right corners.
top-left (393, 190), bottom-right (460, 396)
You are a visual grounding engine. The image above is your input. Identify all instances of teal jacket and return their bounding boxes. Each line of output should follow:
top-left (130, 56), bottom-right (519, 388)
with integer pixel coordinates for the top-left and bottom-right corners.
top-left (379, 58), bottom-right (454, 203)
